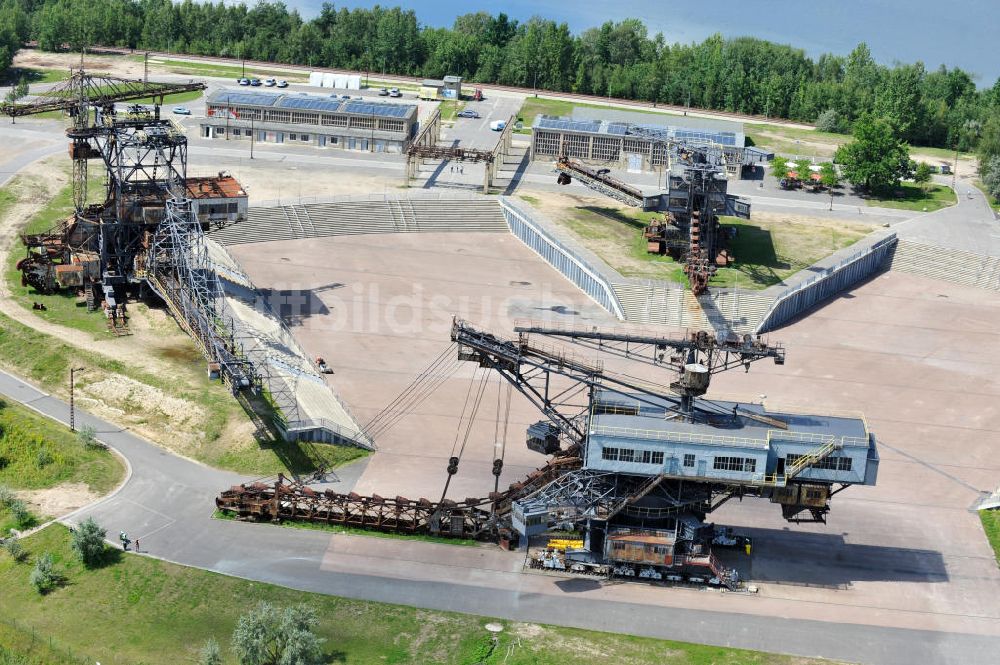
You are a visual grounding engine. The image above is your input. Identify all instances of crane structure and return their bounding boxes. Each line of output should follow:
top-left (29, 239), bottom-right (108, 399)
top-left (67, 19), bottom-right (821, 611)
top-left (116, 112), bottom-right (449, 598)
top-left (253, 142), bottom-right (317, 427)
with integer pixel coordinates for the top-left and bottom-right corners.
top-left (555, 126), bottom-right (751, 295)
top-left (4, 71), bottom-right (206, 309)
top-left (218, 319), bottom-right (879, 587)
top-left (2, 71), bottom-right (270, 392)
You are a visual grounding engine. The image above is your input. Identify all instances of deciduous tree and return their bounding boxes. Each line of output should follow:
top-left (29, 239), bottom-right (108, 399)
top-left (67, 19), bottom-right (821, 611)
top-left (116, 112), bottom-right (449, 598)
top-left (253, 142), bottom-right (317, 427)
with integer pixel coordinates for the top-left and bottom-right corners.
top-left (835, 115), bottom-right (910, 192)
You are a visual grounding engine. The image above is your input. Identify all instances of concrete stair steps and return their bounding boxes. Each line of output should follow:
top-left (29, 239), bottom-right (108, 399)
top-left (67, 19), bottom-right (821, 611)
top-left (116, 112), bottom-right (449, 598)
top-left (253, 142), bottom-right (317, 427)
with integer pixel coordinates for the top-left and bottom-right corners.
top-left (209, 199), bottom-right (511, 245)
top-left (890, 240), bottom-right (1000, 289)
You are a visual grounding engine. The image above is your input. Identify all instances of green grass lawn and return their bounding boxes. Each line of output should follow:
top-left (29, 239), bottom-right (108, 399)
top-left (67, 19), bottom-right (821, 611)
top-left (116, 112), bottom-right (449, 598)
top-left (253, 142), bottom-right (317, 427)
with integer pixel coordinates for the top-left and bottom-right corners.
top-left (864, 183), bottom-right (956, 212)
top-left (981, 510), bottom-right (1000, 567)
top-left (4, 174), bottom-right (111, 338)
top-left (552, 205), bottom-right (867, 289)
top-left (0, 525), bottom-right (836, 665)
top-left (0, 67), bottom-right (71, 86)
top-left (973, 179), bottom-right (1000, 213)
top-left (151, 57), bottom-right (307, 82)
top-left (438, 99), bottom-right (467, 122)
top-left (126, 88), bottom-right (204, 106)
top-left (0, 398), bottom-right (123, 496)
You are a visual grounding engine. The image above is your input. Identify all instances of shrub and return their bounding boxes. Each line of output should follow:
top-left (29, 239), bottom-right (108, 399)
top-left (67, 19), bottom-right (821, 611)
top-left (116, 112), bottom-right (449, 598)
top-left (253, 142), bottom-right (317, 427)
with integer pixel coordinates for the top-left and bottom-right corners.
top-left (0, 484), bottom-right (12, 506)
top-left (982, 155), bottom-right (1000, 201)
top-left (199, 637), bottom-right (223, 665)
top-left (29, 552), bottom-right (61, 594)
top-left (8, 499), bottom-right (33, 529)
top-left (35, 447), bottom-right (53, 468)
top-left (77, 425), bottom-right (104, 450)
top-left (815, 109), bottom-right (841, 133)
top-left (4, 536), bottom-right (27, 563)
top-left (71, 517), bottom-right (107, 567)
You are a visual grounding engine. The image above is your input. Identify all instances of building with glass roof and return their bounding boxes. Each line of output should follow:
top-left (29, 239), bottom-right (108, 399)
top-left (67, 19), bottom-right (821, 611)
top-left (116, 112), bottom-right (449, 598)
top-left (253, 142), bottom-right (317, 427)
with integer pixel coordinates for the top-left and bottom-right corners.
top-left (200, 89), bottom-right (419, 153)
top-left (530, 109), bottom-right (770, 178)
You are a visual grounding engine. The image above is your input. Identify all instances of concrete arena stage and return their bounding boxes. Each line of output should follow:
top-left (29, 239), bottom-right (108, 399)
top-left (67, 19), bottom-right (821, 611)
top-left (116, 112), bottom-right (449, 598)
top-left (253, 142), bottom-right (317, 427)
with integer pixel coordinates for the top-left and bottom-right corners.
top-left (229, 229), bottom-right (1000, 657)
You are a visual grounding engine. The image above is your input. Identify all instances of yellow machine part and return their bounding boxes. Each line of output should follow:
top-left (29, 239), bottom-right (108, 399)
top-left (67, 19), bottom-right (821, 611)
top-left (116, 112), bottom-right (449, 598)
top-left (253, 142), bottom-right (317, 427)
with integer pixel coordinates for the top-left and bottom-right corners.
top-left (546, 539), bottom-right (584, 551)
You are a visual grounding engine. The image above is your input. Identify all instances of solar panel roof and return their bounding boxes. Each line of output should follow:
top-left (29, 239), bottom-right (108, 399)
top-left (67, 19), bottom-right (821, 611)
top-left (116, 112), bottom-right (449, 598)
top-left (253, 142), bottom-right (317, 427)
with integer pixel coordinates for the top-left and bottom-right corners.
top-left (536, 116), bottom-right (602, 133)
top-left (342, 101), bottom-right (412, 118)
top-left (210, 91), bottom-right (280, 107)
top-left (277, 96), bottom-right (342, 112)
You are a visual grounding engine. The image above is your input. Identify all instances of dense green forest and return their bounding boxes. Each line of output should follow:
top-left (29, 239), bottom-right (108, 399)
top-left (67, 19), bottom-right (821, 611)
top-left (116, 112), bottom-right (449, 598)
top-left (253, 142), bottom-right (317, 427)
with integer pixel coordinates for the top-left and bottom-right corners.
top-left (2, 0), bottom-right (1000, 155)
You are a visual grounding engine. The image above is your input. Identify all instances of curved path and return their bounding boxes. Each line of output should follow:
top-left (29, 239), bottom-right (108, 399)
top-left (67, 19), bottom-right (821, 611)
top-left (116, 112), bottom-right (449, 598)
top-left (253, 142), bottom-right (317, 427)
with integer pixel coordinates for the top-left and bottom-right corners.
top-left (0, 367), bottom-right (997, 665)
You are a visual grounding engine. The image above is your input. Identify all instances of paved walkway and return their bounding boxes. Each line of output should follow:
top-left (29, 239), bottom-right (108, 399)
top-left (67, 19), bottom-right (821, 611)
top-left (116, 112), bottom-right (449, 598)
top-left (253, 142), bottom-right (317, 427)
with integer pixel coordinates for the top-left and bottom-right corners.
top-left (892, 175), bottom-right (1000, 255)
top-left (1, 368), bottom-right (998, 665)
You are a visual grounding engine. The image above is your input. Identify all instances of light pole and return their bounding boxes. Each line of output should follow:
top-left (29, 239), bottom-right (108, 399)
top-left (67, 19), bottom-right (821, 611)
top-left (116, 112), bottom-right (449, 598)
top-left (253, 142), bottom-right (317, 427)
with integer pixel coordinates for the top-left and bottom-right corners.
top-left (70, 366), bottom-right (85, 432)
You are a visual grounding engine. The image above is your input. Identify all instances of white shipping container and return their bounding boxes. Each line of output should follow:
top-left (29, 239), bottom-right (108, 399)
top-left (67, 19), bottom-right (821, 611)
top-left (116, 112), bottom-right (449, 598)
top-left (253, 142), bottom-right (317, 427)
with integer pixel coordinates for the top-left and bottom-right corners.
top-left (308, 72), bottom-right (324, 87)
top-left (322, 73), bottom-right (336, 88)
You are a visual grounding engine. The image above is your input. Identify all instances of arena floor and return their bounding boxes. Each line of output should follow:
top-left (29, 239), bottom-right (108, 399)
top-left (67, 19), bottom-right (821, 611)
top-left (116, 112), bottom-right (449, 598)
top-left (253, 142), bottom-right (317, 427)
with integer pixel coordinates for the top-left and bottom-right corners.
top-left (231, 231), bottom-right (1000, 640)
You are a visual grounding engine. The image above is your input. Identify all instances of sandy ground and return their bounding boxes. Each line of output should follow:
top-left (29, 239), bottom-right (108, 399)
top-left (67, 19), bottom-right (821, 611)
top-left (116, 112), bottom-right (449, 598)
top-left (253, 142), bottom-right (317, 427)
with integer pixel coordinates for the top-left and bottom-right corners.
top-left (13, 50), bottom-right (146, 80)
top-left (191, 157), bottom-right (405, 204)
top-left (17, 482), bottom-right (101, 520)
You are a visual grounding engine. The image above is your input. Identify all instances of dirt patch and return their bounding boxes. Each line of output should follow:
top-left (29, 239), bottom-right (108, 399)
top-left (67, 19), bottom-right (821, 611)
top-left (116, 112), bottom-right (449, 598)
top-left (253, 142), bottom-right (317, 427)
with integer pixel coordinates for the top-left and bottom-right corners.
top-left (81, 375), bottom-right (204, 426)
top-left (17, 482), bottom-right (100, 519)
top-left (13, 50), bottom-right (145, 79)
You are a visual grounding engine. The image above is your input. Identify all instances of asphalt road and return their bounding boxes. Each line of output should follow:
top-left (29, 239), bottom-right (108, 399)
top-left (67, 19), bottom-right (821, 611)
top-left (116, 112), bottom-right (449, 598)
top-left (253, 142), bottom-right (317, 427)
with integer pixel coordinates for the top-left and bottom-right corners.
top-left (0, 369), bottom-right (997, 665)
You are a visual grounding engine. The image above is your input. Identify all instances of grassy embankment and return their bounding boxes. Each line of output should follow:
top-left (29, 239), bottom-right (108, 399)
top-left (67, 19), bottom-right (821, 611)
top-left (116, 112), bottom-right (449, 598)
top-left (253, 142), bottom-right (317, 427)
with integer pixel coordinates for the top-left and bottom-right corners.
top-left (0, 66), bottom-right (70, 86)
top-left (863, 183), bottom-right (957, 212)
top-left (982, 510), bottom-right (1000, 567)
top-left (0, 399), bottom-right (124, 534)
top-left (0, 524), bottom-right (838, 665)
top-left (549, 204), bottom-right (868, 289)
top-left (143, 56), bottom-right (308, 83)
top-left (973, 179), bottom-right (1000, 213)
top-left (0, 174), bottom-right (365, 478)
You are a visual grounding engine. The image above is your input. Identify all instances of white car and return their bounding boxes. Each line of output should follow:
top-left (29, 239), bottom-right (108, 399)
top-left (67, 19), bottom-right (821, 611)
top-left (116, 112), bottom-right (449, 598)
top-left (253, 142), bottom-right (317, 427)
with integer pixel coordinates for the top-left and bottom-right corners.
top-left (237, 78), bottom-right (250, 86)
top-left (264, 78), bottom-right (276, 87)
top-left (276, 80), bottom-right (288, 88)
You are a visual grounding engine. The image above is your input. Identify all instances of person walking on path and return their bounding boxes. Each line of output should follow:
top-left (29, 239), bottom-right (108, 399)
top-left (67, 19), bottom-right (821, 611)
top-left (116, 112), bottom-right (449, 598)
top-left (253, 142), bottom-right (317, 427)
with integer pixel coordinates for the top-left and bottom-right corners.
top-left (134, 538), bottom-right (139, 552)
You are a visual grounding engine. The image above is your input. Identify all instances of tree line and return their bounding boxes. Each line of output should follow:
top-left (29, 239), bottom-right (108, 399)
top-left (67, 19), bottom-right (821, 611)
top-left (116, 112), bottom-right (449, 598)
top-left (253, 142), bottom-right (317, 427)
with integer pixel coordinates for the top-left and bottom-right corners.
top-left (2, 1), bottom-right (1000, 153)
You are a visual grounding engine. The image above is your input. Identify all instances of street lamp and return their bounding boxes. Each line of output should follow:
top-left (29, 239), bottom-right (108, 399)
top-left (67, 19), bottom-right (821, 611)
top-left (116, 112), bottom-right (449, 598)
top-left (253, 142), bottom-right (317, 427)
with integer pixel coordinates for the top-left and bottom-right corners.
top-left (70, 366), bottom-right (86, 432)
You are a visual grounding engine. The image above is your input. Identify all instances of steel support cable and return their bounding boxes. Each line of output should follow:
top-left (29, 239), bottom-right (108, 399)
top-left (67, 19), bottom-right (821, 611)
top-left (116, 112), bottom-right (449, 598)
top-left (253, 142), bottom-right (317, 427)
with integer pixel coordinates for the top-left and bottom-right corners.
top-left (364, 342), bottom-right (457, 432)
top-left (440, 366), bottom-right (481, 503)
top-left (440, 370), bottom-right (492, 501)
top-left (366, 358), bottom-right (463, 440)
top-left (493, 382), bottom-right (513, 495)
top-left (365, 343), bottom-right (457, 431)
top-left (366, 354), bottom-right (463, 439)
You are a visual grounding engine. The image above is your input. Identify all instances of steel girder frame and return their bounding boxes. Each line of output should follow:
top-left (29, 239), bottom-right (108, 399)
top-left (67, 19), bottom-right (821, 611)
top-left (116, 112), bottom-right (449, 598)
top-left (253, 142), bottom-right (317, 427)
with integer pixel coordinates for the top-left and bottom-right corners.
top-left (150, 196), bottom-right (257, 390)
top-left (216, 477), bottom-right (497, 539)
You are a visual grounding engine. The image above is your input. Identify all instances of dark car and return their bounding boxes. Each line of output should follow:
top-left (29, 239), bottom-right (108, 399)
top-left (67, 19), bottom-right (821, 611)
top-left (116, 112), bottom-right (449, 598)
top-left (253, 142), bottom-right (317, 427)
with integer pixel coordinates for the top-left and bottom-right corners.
top-left (249, 78), bottom-right (262, 86)
top-left (456, 109), bottom-right (481, 119)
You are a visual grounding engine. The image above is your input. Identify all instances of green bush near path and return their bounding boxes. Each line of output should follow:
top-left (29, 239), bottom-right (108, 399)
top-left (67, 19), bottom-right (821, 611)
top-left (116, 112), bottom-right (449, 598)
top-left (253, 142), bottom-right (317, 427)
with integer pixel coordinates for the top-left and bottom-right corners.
top-left (0, 524), bottom-right (839, 665)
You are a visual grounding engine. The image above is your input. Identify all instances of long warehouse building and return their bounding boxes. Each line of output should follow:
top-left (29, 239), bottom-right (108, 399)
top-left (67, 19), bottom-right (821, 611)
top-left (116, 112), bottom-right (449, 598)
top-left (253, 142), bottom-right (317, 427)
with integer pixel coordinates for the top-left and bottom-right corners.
top-left (202, 90), bottom-right (419, 153)
top-left (531, 109), bottom-right (771, 178)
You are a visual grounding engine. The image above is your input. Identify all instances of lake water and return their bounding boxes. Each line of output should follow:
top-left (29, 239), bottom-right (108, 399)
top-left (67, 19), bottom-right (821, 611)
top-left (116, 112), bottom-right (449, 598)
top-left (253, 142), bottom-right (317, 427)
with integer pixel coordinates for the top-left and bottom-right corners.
top-left (286, 0), bottom-right (999, 86)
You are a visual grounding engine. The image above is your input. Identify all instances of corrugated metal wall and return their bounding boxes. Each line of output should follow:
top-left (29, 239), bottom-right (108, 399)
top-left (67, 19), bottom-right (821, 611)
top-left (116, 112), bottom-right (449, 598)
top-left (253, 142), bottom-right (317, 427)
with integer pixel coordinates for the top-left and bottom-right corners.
top-left (755, 234), bottom-right (898, 334)
top-left (499, 198), bottom-right (626, 319)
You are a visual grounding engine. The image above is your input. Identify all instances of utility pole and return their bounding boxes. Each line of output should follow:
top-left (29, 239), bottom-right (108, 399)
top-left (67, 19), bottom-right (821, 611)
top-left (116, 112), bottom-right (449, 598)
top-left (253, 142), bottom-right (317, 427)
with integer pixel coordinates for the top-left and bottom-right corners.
top-left (143, 52), bottom-right (149, 84)
top-left (70, 366), bottom-right (85, 431)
